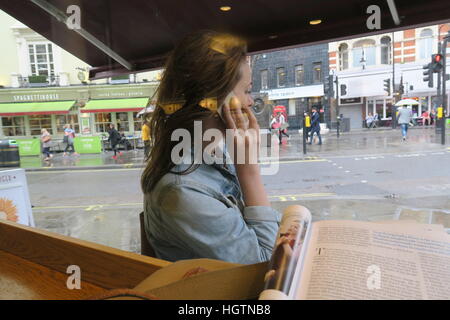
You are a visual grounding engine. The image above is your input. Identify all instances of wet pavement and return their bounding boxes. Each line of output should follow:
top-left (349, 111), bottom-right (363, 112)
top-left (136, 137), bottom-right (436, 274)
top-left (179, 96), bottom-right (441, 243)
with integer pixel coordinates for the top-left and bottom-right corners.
top-left (5, 126), bottom-right (450, 254)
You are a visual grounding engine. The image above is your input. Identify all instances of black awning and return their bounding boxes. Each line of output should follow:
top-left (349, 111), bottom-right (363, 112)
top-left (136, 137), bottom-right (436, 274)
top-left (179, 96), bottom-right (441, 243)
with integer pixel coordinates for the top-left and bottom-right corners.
top-left (1, 0), bottom-right (449, 79)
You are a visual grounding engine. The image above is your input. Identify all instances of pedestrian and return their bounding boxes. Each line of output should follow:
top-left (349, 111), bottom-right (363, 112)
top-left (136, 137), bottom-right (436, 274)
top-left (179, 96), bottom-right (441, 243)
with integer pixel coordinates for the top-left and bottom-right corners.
top-left (140, 30), bottom-right (280, 264)
top-left (397, 105), bottom-right (413, 141)
top-left (430, 109), bottom-right (436, 125)
top-left (63, 124), bottom-right (78, 156)
top-left (108, 123), bottom-right (122, 159)
top-left (308, 107), bottom-right (322, 145)
top-left (141, 119), bottom-right (151, 159)
top-left (304, 112), bottom-right (311, 137)
top-left (40, 128), bottom-right (53, 161)
top-left (421, 110), bottom-right (430, 126)
top-left (270, 112), bottom-right (289, 144)
top-left (366, 112), bottom-right (374, 128)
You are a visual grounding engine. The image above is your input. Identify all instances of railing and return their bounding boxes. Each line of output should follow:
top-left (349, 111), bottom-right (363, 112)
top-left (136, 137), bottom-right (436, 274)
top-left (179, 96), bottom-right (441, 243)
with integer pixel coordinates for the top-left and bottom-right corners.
top-left (18, 75), bottom-right (60, 88)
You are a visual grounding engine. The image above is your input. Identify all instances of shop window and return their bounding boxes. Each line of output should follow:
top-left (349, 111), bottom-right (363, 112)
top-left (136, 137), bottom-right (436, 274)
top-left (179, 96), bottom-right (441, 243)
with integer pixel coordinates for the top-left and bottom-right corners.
top-left (261, 70), bottom-right (268, 90)
top-left (2, 116), bottom-right (26, 136)
top-left (294, 65), bottom-right (304, 86)
top-left (277, 67), bottom-right (286, 88)
top-left (29, 114), bottom-right (52, 135)
top-left (94, 113), bottom-right (112, 133)
top-left (116, 112), bottom-right (130, 132)
top-left (133, 112), bottom-right (142, 131)
top-left (313, 63), bottom-right (322, 83)
top-left (375, 100), bottom-right (384, 118)
top-left (56, 114), bottom-right (79, 134)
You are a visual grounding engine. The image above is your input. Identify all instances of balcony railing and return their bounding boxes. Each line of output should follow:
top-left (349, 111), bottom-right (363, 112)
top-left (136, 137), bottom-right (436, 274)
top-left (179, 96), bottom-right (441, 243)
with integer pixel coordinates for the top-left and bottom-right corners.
top-left (18, 75), bottom-right (60, 88)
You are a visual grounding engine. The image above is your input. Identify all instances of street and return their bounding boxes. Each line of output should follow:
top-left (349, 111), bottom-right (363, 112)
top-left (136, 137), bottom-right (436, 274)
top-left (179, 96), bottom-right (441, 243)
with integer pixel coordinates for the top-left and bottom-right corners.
top-left (25, 130), bottom-right (450, 253)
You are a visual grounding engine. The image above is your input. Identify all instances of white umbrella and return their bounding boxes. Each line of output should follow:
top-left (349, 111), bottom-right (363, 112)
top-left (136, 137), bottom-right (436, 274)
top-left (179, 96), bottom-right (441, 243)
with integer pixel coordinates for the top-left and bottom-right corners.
top-left (136, 105), bottom-right (155, 117)
top-left (395, 99), bottom-right (419, 106)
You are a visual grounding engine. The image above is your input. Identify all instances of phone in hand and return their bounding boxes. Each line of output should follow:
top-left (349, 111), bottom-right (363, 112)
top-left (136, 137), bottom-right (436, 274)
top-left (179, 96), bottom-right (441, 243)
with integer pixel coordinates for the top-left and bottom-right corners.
top-left (218, 91), bottom-right (249, 128)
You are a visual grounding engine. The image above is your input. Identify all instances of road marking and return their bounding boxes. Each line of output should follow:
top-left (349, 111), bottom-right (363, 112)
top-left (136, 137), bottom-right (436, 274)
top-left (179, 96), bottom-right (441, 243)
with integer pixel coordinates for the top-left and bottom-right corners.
top-left (269, 193), bottom-right (336, 201)
top-left (260, 159), bottom-right (327, 165)
top-left (33, 202), bottom-right (143, 210)
top-left (27, 168), bottom-right (142, 174)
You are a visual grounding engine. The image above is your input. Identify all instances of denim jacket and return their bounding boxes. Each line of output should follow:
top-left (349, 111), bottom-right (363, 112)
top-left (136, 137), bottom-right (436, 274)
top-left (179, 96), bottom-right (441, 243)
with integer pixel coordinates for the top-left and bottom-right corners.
top-left (143, 148), bottom-right (281, 264)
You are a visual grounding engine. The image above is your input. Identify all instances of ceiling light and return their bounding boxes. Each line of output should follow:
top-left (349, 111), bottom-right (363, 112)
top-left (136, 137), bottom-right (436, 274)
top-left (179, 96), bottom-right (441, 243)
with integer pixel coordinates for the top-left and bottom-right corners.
top-left (220, 6), bottom-right (231, 11)
top-left (309, 19), bottom-right (322, 25)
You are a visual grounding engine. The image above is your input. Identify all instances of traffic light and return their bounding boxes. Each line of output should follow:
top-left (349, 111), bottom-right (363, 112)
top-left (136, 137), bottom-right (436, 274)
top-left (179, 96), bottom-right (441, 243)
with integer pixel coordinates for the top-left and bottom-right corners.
top-left (323, 75), bottom-right (334, 98)
top-left (431, 54), bottom-right (444, 72)
top-left (423, 63), bottom-right (433, 88)
top-left (340, 84), bottom-right (347, 96)
top-left (383, 78), bottom-right (391, 95)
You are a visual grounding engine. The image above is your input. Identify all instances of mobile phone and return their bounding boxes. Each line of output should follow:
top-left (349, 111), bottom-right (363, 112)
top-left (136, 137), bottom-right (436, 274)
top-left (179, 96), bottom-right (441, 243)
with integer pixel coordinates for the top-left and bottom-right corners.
top-left (218, 91), bottom-right (248, 127)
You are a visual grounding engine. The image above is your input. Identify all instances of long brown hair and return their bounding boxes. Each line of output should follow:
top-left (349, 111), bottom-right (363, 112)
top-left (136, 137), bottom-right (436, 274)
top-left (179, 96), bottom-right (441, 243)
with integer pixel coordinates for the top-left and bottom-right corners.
top-left (141, 30), bottom-right (247, 194)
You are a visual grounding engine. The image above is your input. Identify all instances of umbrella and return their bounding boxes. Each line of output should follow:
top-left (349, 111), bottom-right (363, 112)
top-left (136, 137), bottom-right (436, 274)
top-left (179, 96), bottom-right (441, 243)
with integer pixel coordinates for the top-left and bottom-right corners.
top-left (137, 105), bottom-right (155, 117)
top-left (395, 99), bottom-right (419, 106)
top-left (273, 105), bottom-right (287, 117)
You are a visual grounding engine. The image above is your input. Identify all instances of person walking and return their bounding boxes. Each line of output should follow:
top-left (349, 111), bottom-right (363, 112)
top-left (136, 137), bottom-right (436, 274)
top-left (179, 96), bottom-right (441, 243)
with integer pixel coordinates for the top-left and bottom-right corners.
top-left (308, 107), bottom-right (322, 145)
top-left (304, 112), bottom-right (311, 138)
top-left (63, 124), bottom-right (78, 156)
top-left (141, 119), bottom-right (151, 159)
top-left (40, 128), bottom-right (53, 161)
top-left (108, 123), bottom-right (122, 159)
top-left (397, 106), bottom-right (413, 141)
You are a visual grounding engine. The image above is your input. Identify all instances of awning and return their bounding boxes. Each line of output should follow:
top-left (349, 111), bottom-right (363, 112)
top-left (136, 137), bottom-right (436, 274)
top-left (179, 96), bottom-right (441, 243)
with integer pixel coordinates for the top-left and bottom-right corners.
top-left (1, 1), bottom-right (449, 79)
top-left (0, 100), bottom-right (75, 116)
top-left (80, 98), bottom-right (149, 113)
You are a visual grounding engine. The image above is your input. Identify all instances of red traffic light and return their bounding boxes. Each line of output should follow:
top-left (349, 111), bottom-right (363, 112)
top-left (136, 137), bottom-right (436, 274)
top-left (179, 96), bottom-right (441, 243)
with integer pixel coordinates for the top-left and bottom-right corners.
top-left (434, 54), bottom-right (442, 63)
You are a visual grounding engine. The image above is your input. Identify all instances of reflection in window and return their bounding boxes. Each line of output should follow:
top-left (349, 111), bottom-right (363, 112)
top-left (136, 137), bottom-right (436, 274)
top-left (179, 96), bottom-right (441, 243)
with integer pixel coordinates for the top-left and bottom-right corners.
top-left (2, 116), bottom-right (26, 136)
top-left (94, 113), bottom-right (112, 133)
top-left (353, 39), bottom-right (376, 68)
top-left (29, 114), bottom-right (52, 135)
top-left (313, 63), bottom-right (322, 83)
top-left (116, 112), bottom-right (129, 132)
top-left (338, 43), bottom-right (349, 70)
top-left (133, 112), bottom-right (142, 131)
top-left (419, 29), bottom-right (433, 60)
top-left (261, 70), bottom-right (268, 90)
top-left (277, 68), bottom-right (286, 88)
top-left (295, 65), bottom-right (304, 85)
top-left (380, 36), bottom-right (392, 65)
top-left (56, 114), bottom-right (79, 134)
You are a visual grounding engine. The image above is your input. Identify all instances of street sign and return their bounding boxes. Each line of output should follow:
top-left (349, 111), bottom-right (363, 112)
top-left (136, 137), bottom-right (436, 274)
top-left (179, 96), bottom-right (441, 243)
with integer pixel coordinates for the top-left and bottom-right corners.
top-left (0, 168), bottom-right (34, 227)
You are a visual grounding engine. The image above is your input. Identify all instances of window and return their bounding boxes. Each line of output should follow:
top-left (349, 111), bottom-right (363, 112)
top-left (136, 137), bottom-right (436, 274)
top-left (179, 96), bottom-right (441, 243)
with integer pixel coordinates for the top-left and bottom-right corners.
top-left (261, 70), bottom-right (268, 90)
top-left (313, 63), bottom-right (322, 83)
top-left (116, 112), bottom-right (130, 132)
top-left (352, 39), bottom-right (376, 68)
top-left (55, 114), bottom-right (79, 134)
top-left (94, 113), bottom-right (112, 133)
top-left (338, 43), bottom-right (349, 70)
top-left (29, 114), bottom-right (52, 135)
top-left (2, 116), bottom-right (26, 136)
top-left (419, 29), bottom-right (433, 60)
top-left (277, 68), bottom-right (286, 88)
top-left (294, 65), bottom-right (304, 85)
top-left (380, 37), bottom-right (392, 65)
top-left (133, 112), bottom-right (142, 131)
top-left (28, 43), bottom-right (55, 77)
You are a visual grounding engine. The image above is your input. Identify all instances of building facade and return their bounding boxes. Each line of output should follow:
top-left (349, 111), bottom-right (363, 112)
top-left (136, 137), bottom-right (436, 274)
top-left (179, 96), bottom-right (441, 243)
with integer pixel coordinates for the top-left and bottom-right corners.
top-left (251, 44), bottom-right (329, 129)
top-left (328, 23), bottom-right (450, 129)
top-left (0, 9), bottom-right (160, 139)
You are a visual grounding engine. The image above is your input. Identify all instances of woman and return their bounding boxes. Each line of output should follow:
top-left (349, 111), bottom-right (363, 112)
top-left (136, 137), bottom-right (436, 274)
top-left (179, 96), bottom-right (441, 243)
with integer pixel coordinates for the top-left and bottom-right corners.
top-left (141, 30), bottom-right (280, 264)
top-left (40, 128), bottom-right (52, 161)
top-left (108, 123), bottom-right (122, 159)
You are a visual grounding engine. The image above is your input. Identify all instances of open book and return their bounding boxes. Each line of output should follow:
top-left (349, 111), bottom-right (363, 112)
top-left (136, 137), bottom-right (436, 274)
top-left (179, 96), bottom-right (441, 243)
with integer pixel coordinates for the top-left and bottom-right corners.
top-left (259, 205), bottom-right (450, 300)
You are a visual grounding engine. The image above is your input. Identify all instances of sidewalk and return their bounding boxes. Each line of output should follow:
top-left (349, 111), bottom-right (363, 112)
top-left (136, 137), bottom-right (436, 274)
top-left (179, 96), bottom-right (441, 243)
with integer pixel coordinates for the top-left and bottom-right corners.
top-left (14, 126), bottom-right (450, 171)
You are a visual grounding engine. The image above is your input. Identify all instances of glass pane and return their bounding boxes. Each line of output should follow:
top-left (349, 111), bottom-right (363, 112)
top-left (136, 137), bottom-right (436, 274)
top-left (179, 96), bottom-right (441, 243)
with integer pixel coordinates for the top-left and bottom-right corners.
top-left (30, 55), bottom-right (35, 63)
top-left (38, 69), bottom-right (49, 76)
top-left (47, 44), bottom-right (53, 53)
top-left (49, 54), bottom-right (53, 62)
top-left (366, 47), bottom-right (376, 65)
top-left (31, 65), bottom-right (36, 74)
top-left (37, 54), bottom-right (47, 63)
top-left (28, 45), bottom-right (34, 53)
top-left (1, 117), bottom-right (13, 126)
top-left (36, 44), bottom-right (46, 54)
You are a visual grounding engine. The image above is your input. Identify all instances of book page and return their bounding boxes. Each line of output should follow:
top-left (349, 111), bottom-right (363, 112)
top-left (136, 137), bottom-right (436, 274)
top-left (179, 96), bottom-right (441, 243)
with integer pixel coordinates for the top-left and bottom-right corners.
top-left (295, 220), bottom-right (450, 300)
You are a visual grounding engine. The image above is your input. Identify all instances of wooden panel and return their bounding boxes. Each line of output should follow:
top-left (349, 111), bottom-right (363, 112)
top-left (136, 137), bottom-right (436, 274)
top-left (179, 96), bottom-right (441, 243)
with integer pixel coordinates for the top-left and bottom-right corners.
top-left (0, 249), bottom-right (106, 300)
top-left (0, 220), bottom-right (172, 290)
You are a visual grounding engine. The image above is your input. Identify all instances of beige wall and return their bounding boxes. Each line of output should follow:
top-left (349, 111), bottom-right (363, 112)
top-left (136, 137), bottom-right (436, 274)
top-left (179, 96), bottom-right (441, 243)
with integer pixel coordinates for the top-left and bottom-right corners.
top-left (0, 10), bottom-right (20, 87)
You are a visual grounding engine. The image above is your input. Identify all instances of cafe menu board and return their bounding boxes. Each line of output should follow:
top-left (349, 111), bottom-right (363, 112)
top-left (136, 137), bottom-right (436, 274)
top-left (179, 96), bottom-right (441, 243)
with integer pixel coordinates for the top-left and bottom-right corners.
top-left (0, 169), bottom-right (34, 227)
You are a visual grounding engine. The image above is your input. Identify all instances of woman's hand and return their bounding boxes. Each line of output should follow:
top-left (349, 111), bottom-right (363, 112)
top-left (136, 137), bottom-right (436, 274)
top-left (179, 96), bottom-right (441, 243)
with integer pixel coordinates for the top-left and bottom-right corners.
top-left (222, 96), bottom-right (260, 167)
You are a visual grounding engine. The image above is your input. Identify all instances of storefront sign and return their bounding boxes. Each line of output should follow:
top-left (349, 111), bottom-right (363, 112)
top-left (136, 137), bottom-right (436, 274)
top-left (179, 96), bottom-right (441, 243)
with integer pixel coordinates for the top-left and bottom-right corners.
top-left (17, 139), bottom-right (41, 156)
top-left (74, 136), bottom-right (102, 154)
top-left (0, 168), bottom-right (34, 227)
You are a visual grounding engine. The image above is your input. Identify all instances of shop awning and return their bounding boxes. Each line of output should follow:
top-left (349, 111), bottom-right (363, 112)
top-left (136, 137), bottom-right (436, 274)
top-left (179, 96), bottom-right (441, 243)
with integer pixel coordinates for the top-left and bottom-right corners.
top-left (0, 1), bottom-right (449, 79)
top-left (0, 100), bottom-right (75, 116)
top-left (80, 98), bottom-right (149, 113)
